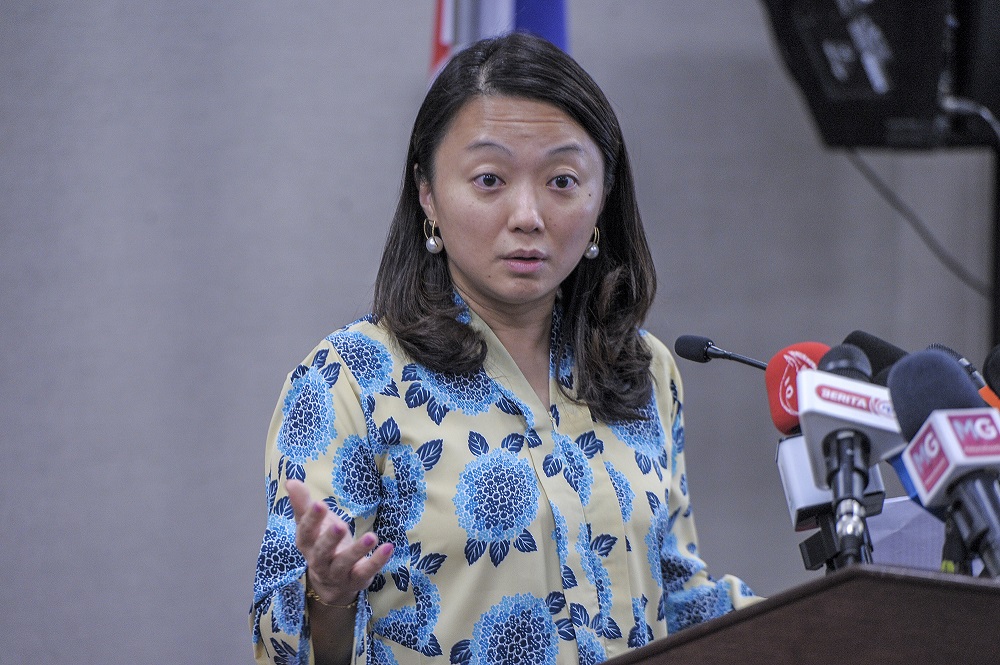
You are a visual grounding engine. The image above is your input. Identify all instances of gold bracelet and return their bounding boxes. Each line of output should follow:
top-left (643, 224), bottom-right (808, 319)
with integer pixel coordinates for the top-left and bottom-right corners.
top-left (305, 585), bottom-right (358, 609)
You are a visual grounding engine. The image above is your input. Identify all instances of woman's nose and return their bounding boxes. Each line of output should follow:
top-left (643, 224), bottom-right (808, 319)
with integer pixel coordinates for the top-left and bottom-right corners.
top-left (508, 185), bottom-right (544, 232)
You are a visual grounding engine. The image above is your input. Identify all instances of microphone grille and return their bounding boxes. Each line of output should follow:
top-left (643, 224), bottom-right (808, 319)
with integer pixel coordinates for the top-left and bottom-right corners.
top-left (983, 345), bottom-right (1000, 393)
top-left (819, 344), bottom-right (872, 383)
top-left (887, 349), bottom-right (987, 440)
top-left (674, 335), bottom-right (712, 363)
top-left (843, 330), bottom-right (907, 386)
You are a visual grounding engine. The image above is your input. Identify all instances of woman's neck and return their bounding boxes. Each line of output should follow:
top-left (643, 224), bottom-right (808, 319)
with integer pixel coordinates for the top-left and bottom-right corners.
top-left (462, 293), bottom-right (554, 407)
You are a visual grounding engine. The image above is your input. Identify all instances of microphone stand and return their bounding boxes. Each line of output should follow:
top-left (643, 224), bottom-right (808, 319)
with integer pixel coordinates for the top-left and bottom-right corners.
top-left (799, 510), bottom-right (873, 573)
top-left (941, 512), bottom-right (974, 576)
top-left (947, 469), bottom-right (1000, 578)
top-left (823, 430), bottom-right (872, 568)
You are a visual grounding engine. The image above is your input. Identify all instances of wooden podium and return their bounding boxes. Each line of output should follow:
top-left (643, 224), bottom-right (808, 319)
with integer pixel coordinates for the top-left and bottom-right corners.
top-left (606, 565), bottom-right (1000, 665)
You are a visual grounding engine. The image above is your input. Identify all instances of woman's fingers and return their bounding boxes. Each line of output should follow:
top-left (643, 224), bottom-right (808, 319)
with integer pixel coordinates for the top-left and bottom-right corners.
top-left (285, 479), bottom-right (394, 599)
top-left (310, 512), bottom-right (352, 568)
top-left (288, 481), bottom-right (333, 553)
top-left (285, 479), bottom-right (311, 520)
top-left (353, 542), bottom-right (395, 586)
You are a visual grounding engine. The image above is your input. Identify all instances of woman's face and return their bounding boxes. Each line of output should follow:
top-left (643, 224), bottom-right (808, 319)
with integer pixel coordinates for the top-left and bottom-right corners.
top-left (418, 95), bottom-right (605, 323)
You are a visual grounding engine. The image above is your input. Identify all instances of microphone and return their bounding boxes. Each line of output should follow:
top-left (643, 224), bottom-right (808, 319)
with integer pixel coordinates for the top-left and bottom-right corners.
top-left (888, 349), bottom-right (1000, 577)
top-left (674, 335), bottom-right (767, 370)
top-left (765, 342), bottom-right (831, 436)
top-left (844, 330), bottom-right (1000, 409)
top-left (928, 343), bottom-right (1000, 411)
top-left (796, 344), bottom-right (907, 568)
top-left (797, 345), bottom-right (906, 490)
top-left (765, 342), bottom-right (887, 535)
top-left (842, 330), bottom-right (908, 386)
top-left (983, 344), bottom-right (1000, 395)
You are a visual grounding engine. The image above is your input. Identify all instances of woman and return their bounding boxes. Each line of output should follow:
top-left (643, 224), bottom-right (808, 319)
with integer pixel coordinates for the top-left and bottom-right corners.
top-left (251, 32), bottom-right (757, 665)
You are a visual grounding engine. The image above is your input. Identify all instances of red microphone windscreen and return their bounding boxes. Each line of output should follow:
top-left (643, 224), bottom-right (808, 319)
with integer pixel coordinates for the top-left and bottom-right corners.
top-left (765, 342), bottom-right (831, 435)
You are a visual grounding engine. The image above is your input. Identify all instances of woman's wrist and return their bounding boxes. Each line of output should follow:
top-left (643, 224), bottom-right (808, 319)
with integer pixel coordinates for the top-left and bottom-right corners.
top-left (305, 584), bottom-right (358, 609)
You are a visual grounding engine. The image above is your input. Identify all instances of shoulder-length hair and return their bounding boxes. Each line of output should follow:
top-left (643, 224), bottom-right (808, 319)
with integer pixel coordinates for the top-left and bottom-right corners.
top-left (373, 32), bottom-right (657, 423)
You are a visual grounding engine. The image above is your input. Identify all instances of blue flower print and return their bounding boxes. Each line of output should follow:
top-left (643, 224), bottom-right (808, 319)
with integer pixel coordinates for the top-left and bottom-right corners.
top-left (605, 461), bottom-right (635, 522)
top-left (469, 594), bottom-right (560, 665)
top-left (367, 636), bottom-right (402, 665)
top-left (271, 580), bottom-right (306, 644)
top-left (331, 434), bottom-right (381, 518)
top-left (610, 401), bottom-right (669, 481)
top-left (251, 512), bottom-right (306, 644)
top-left (542, 431), bottom-right (597, 505)
top-left (451, 592), bottom-right (575, 664)
top-left (454, 432), bottom-right (539, 566)
top-left (355, 594), bottom-right (372, 658)
top-left (628, 595), bottom-right (654, 648)
top-left (545, 304), bottom-right (574, 389)
top-left (373, 566), bottom-right (443, 657)
top-left (326, 330), bottom-right (395, 397)
top-left (550, 337), bottom-right (574, 391)
top-left (550, 504), bottom-right (577, 590)
top-left (574, 625), bottom-right (607, 665)
top-left (658, 530), bottom-right (703, 594)
top-left (670, 403), bottom-right (684, 452)
top-left (253, 513), bottom-right (305, 615)
top-left (643, 490), bottom-right (706, 623)
top-left (575, 523), bottom-right (621, 639)
top-left (373, 419), bottom-right (440, 585)
top-left (402, 363), bottom-right (502, 424)
top-left (665, 580), bottom-right (734, 634)
top-left (452, 291), bottom-right (472, 324)
top-left (276, 366), bottom-right (336, 466)
top-left (268, 636), bottom-right (303, 665)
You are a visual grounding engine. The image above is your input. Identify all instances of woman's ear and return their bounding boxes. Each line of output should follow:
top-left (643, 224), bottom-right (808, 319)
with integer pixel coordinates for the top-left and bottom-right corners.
top-left (415, 164), bottom-right (436, 220)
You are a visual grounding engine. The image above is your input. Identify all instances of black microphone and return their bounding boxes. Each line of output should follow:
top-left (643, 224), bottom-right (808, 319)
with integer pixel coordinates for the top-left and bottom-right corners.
top-left (764, 342), bottom-right (886, 572)
top-left (812, 344), bottom-right (876, 568)
top-left (928, 343), bottom-right (1000, 411)
top-left (888, 349), bottom-right (1000, 578)
top-left (984, 345), bottom-right (1000, 395)
top-left (674, 335), bottom-right (767, 370)
top-left (842, 330), bottom-right (908, 386)
top-left (928, 343), bottom-right (988, 389)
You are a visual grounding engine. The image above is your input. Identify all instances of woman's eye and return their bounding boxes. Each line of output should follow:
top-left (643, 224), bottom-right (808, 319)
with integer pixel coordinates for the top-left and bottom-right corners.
top-left (551, 175), bottom-right (577, 190)
top-left (475, 173), bottom-right (501, 188)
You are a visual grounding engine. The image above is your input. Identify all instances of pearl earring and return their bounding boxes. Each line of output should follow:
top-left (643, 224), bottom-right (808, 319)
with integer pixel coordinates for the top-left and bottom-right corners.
top-left (424, 219), bottom-right (443, 254)
top-left (584, 227), bottom-right (600, 260)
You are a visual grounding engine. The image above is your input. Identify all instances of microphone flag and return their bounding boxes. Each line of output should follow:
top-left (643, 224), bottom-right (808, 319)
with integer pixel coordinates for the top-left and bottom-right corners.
top-left (430, 0), bottom-right (569, 79)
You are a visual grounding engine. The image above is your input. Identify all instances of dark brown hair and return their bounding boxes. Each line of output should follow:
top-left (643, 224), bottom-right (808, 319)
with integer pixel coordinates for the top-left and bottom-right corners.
top-left (372, 32), bottom-right (657, 422)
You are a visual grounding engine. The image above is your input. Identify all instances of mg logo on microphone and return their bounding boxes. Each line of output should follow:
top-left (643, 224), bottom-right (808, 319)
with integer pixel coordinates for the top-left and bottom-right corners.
top-left (948, 412), bottom-right (1000, 456)
top-left (907, 426), bottom-right (949, 492)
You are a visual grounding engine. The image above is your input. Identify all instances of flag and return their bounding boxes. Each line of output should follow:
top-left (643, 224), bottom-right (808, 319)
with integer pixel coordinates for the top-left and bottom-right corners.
top-left (430, 0), bottom-right (568, 79)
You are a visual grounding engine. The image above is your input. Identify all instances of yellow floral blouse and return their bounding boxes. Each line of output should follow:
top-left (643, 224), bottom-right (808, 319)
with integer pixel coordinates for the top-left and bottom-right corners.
top-left (251, 305), bottom-right (758, 664)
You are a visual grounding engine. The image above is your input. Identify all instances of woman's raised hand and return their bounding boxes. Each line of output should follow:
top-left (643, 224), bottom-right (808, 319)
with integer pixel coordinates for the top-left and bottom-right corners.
top-left (286, 479), bottom-right (394, 607)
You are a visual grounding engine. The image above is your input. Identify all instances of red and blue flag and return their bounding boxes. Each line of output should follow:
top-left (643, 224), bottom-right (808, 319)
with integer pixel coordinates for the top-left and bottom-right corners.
top-left (430, 0), bottom-right (568, 79)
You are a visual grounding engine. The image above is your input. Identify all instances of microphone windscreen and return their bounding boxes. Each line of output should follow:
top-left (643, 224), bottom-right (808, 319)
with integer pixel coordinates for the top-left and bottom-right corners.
top-left (674, 335), bottom-right (712, 363)
top-left (843, 330), bottom-right (908, 386)
top-left (765, 342), bottom-right (830, 435)
top-left (819, 343), bottom-right (872, 382)
top-left (887, 349), bottom-right (987, 440)
top-left (984, 344), bottom-right (1000, 394)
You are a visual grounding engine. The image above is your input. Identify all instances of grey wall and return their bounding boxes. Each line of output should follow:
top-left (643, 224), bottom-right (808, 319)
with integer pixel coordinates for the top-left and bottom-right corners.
top-left (1, 2), bottom-right (993, 662)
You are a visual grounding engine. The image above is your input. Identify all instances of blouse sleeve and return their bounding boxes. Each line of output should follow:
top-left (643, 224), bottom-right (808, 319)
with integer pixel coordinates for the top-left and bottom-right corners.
top-left (250, 338), bottom-right (383, 665)
top-left (646, 333), bottom-right (763, 632)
